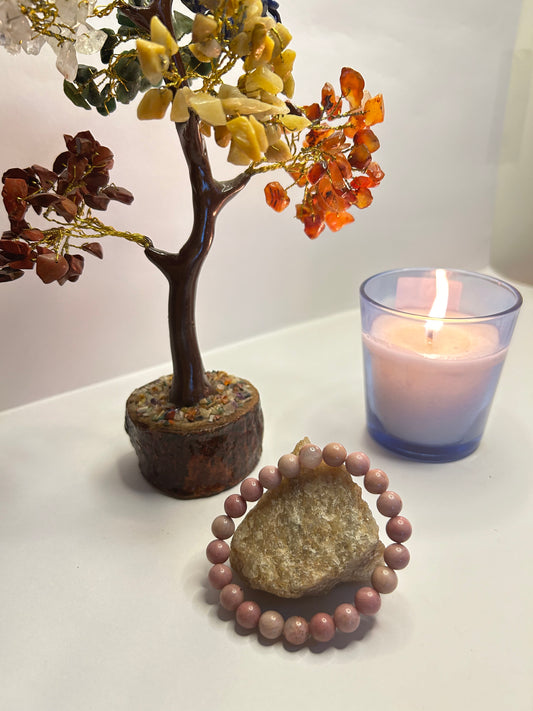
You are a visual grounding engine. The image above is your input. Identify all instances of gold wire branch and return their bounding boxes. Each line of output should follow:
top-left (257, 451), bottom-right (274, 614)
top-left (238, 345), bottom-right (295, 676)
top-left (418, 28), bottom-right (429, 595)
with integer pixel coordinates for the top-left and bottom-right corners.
top-left (70, 215), bottom-right (151, 247)
top-left (19, 0), bottom-right (126, 48)
top-left (38, 213), bottom-right (152, 253)
top-left (20, 1), bottom-right (66, 43)
top-left (91, 0), bottom-right (127, 19)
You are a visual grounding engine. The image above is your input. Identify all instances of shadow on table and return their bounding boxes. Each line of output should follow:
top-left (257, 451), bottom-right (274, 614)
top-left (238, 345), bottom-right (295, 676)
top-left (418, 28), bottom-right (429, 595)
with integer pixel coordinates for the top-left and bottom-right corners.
top-left (198, 570), bottom-right (379, 654)
top-left (115, 450), bottom-right (158, 496)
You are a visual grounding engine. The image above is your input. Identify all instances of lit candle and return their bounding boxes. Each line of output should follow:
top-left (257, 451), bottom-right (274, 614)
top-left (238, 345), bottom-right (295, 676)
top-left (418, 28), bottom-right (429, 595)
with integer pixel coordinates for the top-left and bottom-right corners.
top-left (360, 268), bottom-right (522, 461)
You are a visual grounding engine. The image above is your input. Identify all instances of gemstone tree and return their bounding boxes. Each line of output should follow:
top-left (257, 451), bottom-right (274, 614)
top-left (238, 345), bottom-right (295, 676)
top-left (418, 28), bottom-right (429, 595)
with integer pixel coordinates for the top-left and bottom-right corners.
top-left (0, 0), bottom-right (384, 497)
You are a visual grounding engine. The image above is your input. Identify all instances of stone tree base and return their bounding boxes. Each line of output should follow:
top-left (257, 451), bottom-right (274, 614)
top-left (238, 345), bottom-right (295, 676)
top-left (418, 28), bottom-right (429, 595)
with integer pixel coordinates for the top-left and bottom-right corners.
top-left (125, 371), bottom-right (264, 499)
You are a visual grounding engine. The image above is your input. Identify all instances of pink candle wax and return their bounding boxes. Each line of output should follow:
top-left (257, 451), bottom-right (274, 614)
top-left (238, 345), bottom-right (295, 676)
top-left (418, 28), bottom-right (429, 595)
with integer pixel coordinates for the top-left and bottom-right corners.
top-left (363, 313), bottom-right (506, 446)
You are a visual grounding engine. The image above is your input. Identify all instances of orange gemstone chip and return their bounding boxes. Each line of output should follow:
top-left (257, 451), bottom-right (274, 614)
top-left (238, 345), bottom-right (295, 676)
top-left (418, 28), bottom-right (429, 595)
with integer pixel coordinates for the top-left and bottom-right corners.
top-left (264, 181), bottom-right (290, 212)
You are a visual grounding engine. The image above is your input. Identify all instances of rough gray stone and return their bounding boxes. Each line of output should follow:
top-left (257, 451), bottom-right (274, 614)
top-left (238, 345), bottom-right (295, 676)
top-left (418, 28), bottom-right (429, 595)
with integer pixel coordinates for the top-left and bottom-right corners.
top-left (230, 442), bottom-right (384, 598)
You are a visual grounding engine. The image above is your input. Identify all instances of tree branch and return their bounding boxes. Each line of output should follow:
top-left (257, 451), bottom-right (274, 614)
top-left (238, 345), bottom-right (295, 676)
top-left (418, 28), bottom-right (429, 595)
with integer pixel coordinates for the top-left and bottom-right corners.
top-left (119, 0), bottom-right (174, 34)
top-left (119, 0), bottom-right (188, 79)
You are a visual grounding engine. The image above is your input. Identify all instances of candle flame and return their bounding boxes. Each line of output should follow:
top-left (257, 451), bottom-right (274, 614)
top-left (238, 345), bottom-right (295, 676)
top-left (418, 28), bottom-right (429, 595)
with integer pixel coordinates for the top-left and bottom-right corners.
top-left (425, 269), bottom-right (449, 341)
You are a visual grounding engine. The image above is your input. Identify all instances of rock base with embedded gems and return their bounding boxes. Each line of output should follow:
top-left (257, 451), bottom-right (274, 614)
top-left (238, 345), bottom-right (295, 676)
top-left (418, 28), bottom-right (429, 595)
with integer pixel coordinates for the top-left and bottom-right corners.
top-left (125, 372), bottom-right (264, 499)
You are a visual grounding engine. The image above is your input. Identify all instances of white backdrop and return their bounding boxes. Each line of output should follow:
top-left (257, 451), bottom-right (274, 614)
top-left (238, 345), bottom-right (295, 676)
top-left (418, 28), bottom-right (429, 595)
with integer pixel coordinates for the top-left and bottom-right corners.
top-left (491, 0), bottom-right (533, 285)
top-left (0, 0), bottom-right (523, 410)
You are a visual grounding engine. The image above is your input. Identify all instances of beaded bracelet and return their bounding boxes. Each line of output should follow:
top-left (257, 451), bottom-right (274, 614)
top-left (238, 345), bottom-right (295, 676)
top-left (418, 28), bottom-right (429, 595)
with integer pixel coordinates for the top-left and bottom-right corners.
top-left (206, 442), bottom-right (411, 646)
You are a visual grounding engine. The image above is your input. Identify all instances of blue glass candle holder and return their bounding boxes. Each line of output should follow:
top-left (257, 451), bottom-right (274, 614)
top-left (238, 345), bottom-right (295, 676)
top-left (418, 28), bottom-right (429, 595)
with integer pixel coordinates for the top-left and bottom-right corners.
top-left (359, 268), bottom-right (522, 462)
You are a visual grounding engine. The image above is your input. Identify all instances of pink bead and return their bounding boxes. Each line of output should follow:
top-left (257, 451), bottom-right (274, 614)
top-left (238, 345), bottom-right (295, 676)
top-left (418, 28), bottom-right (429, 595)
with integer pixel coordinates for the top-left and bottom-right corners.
top-left (334, 603), bottom-right (360, 634)
top-left (211, 515), bottom-right (235, 540)
top-left (283, 616), bottom-right (309, 646)
top-left (386, 515), bottom-right (412, 543)
top-left (224, 494), bottom-right (247, 518)
top-left (309, 613), bottom-right (336, 643)
top-left (206, 539), bottom-right (230, 564)
top-left (208, 564), bottom-right (232, 590)
top-left (258, 610), bottom-right (284, 640)
top-left (219, 584), bottom-right (244, 611)
top-left (299, 443), bottom-right (322, 469)
top-left (240, 477), bottom-right (263, 502)
top-left (278, 453), bottom-right (300, 478)
top-left (235, 601), bottom-right (261, 629)
top-left (371, 565), bottom-right (398, 594)
top-left (345, 451), bottom-right (370, 476)
top-left (377, 490), bottom-right (403, 517)
top-left (384, 543), bottom-right (410, 570)
top-left (258, 465), bottom-right (282, 489)
top-left (354, 586), bottom-right (381, 615)
top-left (364, 468), bottom-right (389, 494)
top-left (322, 442), bottom-right (347, 467)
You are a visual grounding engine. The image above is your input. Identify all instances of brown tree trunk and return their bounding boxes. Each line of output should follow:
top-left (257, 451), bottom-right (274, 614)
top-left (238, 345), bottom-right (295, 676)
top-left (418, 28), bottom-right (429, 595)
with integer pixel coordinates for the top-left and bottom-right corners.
top-left (145, 117), bottom-right (250, 406)
top-left (120, 0), bottom-right (251, 407)
top-left (122, 0), bottom-right (263, 497)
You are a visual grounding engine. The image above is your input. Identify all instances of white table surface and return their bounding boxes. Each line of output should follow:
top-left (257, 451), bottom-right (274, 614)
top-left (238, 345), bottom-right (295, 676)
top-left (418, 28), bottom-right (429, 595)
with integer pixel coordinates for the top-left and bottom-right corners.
top-left (1, 280), bottom-right (532, 711)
